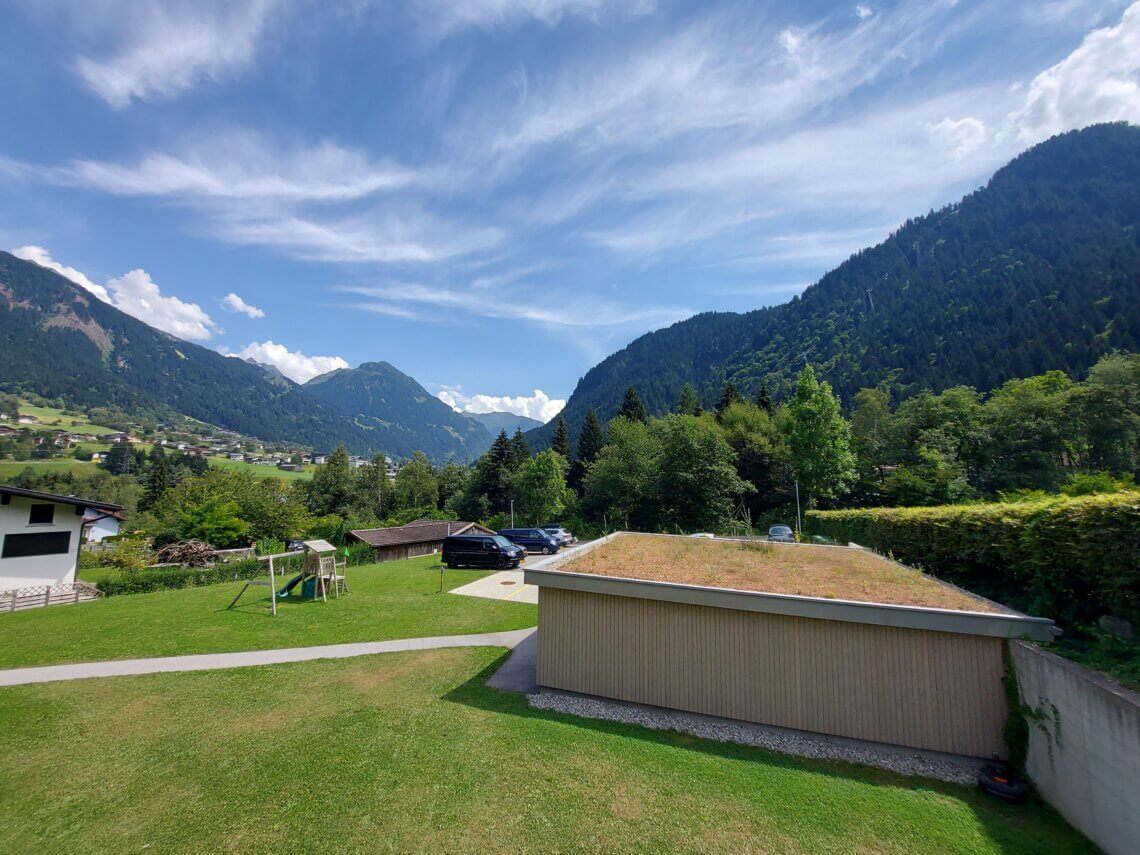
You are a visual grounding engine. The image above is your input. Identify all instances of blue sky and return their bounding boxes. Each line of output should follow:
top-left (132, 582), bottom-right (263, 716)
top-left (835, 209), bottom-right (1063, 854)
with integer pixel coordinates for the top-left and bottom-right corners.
top-left (2, 1), bottom-right (1139, 421)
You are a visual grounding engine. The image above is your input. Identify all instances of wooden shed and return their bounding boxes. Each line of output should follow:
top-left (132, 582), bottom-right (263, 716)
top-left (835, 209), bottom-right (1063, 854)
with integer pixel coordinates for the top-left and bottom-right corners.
top-left (348, 519), bottom-right (495, 563)
top-left (525, 532), bottom-right (1058, 759)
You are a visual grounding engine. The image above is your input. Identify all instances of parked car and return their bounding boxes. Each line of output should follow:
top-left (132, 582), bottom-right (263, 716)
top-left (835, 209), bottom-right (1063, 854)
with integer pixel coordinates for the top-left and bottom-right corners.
top-left (767, 525), bottom-right (796, 543)
top-left (498, 528), bottom-right (562, 554)
top-left (442, 534), bottom-right (525, 569)
top-left (540, 524), bottom-right (575, 545)
top-left (690, 532), bottom-right (716, 538)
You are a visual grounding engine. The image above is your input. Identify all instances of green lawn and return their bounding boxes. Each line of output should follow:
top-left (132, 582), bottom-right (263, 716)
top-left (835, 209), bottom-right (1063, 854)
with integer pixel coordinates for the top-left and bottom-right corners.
top-left (0, 647), bottom-right (1094, 853)
top-left (208, 455), bottom-right (314, 480)
top-left (13, 401), bottom-right (118, 435)
top-left (0, 458), bottom-right (102, 479)
top-left (0, 556), bottom-right (535, 669)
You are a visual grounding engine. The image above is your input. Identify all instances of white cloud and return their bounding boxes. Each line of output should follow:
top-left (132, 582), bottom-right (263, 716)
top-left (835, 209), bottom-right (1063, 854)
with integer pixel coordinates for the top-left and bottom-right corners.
top-left (778, 28), bottom-right (804, 54)
top-left (855, 4), bottom-right (874, 20)
top-left (74, 0), bottom-right (278, 107)
top-left (437, 386), bottom-right (565, 422)
top-left (11, 245), bottom-right (110, 302)
top-left (12, 245), bottom-right (219, 341)
top-left (1005, 1), bottom-right (1140, 141)
top-left (105, 269), bottom-right (219, 341)
top-left (221, 292), bottom-right (265, 318)
top-left (927, 116), bottom-right (989, 158)
top-left (232, 341), bottom-right (348, 383)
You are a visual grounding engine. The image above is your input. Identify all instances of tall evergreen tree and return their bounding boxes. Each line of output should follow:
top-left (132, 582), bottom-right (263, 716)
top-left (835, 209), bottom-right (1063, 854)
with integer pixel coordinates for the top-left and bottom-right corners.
top-left (508, 428), bottom-right (531, 470)
top-left (139, 444), bottom-right (170, 511)
top-left (714, 381), bottom-right (740, 418)
top-left (551, 414), bottom-right (572, 459)
top-left (309, 443), bottom-right (354, 517)
top-left (755, 381), bottom-right (773, 414)
top-left (618, 387), bottom-right (648, 423)
top-left (678, 383), bottom-right (702, 416)
top-left (570, 407), bottom-right (606, 490)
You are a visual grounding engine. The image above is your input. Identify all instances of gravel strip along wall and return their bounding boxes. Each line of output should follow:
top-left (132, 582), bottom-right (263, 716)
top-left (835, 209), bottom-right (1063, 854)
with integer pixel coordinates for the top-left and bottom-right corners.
top-left (528, 691), bottom-right (978, 785)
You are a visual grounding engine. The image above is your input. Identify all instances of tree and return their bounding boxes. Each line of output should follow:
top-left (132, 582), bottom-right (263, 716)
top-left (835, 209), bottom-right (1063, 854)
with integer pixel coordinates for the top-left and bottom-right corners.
top-left (717, 400), bottom-right (789, 516)
top-left (508, 428), bottom-right (531, 469)
top-left (849, 385), bottom-right (893, 501)
top-left (436, 461), bottom-right (469, 511)
top-left (519, 450), bottom-right (569, 525)
top-left (551, 415), bottom-right (571, 459)
top-left (101, 442), bottom-right (142, 476)
top-left (780, 365), bottom-right (855, 506)
top-left (654, 414), bottom-right (752, 532)
top-left (618, 387), bottom-right (647, 423)
top-left (177, 496), bottom-right (250, 548)
top-left (583, 416), bottom-right (661, 529)
top-left (714, 381), bottom-right (739, 418)
top-left (755, 381), bottom-right (773, 414)
top-left (460, 430), bottom-right (512, 515)
top-left (678, 383), bottom-right (702, 416)
top-left (354, 453), bottom-right (393, 519)
top-left (308, 444), bottom-right (354, 517)
top-left (139, 444), bottom-right (170, 511)
top-left (570, 407), bottom-right (605, 490)
top-left (393, 451), bottom-right (439, 510)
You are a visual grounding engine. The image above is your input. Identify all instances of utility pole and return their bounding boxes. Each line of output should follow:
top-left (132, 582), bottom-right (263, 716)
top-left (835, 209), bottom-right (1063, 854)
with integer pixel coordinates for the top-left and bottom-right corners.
top-left (794, 480), bottom-right (802, 539)
top-left (510, 499), bottom-right (515, 529)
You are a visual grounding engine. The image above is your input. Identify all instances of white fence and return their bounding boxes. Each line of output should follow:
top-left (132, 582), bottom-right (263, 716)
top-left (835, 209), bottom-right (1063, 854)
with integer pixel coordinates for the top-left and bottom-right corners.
top-left (2, 580), bottom-right (103, 613)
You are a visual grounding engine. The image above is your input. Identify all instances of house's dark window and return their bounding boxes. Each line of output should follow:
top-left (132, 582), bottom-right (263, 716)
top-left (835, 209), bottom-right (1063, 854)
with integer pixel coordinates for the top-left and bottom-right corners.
top-left (29, 504), bottom-right (55, 525)
top-left (2, 531), bottom-right (71, 558)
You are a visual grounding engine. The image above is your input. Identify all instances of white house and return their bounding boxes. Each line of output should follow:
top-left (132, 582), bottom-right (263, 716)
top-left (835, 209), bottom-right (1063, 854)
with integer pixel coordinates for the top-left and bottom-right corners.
top-left (83, 508), bottom-right (123, 544)
top-left (0, 485), bottom-right (123, 591)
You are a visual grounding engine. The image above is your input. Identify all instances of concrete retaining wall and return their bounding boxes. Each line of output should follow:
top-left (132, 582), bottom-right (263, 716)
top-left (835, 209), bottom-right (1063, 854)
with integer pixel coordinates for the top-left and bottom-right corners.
top-left (1013, 642), bottom-right (1140, 855)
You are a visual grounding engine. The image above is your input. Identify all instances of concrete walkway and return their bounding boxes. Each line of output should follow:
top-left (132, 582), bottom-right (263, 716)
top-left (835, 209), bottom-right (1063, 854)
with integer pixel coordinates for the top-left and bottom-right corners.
top-left (449, 569), bottom-right (538, 604)
top-left (0, 628), bottom-right (536, 687)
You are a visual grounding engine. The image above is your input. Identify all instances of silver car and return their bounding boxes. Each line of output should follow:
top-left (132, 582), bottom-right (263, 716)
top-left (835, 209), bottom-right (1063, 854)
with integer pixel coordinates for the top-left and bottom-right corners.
top-left (767, 525), bottom-right (795, 543)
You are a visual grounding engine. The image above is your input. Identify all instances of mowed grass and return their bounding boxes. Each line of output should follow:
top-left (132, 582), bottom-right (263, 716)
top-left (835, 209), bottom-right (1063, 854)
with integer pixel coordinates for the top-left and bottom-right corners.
top-left (0, 556), bottom-right (535, 669)
top-left (12, 401), bottom-right (119, 435)
top-left (564, 534), bottom-right (1000, 612)
top-left (0, 647), bottom-right (1094, 854)
top-left (208, 455), bottom-right (314, 480)
top-left (0, 458), bottom-right (102, 479)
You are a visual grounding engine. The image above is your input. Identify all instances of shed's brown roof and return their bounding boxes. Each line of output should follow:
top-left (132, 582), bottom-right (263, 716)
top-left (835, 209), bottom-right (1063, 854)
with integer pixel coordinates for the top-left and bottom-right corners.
top-left (349, 520), bottom-right (493, 548)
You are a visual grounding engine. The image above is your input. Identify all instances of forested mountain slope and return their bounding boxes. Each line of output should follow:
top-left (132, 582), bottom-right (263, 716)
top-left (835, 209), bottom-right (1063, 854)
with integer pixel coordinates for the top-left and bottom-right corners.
top-left (0, 252), bottom-right (483, 461)
top-left (530, 124), bottom-right (1140, 448)
top-left (303, 362), bottom-right (492, 461)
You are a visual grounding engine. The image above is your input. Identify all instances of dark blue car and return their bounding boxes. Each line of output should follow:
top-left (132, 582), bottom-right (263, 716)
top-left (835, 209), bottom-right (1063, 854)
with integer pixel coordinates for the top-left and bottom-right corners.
top-left (498, 528), bottom-right (561, 554)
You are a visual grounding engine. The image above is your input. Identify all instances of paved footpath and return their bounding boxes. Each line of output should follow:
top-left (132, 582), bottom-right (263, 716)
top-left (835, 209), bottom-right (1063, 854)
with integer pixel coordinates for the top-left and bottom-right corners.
top-left (0, 628), bottom-right (536, 687)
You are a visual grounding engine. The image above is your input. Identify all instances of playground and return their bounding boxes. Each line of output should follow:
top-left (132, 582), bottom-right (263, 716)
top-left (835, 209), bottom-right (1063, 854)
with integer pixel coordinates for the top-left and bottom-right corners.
top-left (0, 555), bottom-right (537, 670)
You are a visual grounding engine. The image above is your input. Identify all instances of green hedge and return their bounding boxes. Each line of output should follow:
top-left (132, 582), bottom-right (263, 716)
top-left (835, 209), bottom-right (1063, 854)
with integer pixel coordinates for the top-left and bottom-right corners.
top-left (805, 492), bottom-right (1140, 628)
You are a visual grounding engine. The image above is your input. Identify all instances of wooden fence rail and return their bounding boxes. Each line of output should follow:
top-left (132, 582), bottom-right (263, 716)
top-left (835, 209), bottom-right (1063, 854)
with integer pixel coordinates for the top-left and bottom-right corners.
top-left (2, 581), bottom-right (103, 613)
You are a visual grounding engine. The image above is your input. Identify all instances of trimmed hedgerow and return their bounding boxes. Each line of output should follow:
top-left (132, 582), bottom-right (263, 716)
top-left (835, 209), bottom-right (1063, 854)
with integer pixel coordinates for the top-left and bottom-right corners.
top-left (805, 492), bottom-right (1140, 628)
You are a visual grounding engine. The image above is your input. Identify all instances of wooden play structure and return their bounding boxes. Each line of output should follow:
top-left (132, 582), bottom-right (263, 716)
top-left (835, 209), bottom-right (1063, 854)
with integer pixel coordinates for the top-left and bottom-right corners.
top-left (227, 539), bottom-right (347, 616)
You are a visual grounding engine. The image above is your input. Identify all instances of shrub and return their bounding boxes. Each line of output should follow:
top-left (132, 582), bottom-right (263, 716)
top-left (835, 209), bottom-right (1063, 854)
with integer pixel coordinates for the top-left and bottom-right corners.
top-left (100, 563), bottom-right (246, 596)
top-left (805, 492), bottom-right (1140, 628)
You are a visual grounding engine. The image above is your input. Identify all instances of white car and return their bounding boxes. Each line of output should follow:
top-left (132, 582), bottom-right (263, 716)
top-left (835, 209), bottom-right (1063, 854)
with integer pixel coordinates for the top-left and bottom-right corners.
top-left (540, 525), bottom-right (575, 545)
top-left (690, 532), bottom-right (716, 539)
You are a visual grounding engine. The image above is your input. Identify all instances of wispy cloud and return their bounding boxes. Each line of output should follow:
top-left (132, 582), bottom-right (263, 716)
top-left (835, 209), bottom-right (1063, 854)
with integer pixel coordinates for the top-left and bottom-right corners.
top-left (416, 0), bottom-right (654, 37)
top-left (73, 0), bottom-right (279, 108)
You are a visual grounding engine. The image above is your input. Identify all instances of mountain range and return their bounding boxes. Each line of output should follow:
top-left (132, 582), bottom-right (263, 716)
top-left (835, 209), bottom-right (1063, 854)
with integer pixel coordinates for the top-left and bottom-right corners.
top-left (528, 123), bottom-right (1140, 449)
top-left (0, 253), bottom-right (495, 462)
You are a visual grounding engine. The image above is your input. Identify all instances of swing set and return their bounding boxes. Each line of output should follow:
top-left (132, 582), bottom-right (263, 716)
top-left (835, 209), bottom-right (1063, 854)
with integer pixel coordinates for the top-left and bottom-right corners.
top-left (228, 539), bottom-right (347, 616)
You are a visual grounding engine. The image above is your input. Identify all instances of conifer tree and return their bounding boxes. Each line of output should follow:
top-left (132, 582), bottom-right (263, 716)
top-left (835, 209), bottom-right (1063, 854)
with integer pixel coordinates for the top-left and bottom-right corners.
top-left (678, 383), bottom-right (702, 416)
top-left (618, 387), bottom-right (648, 423)
top-left (551, 414), bottom-right (571, 459)
top-left (714, 381), bottom-right (740, 419)
top-left (755, 381), bottom-right (773, 414)
top-left (508, 428), bottom-right (531, 470)
top-left (570, 407), bottom-right (605, 490)
top-left (139, 444), bottom-right (170, 511)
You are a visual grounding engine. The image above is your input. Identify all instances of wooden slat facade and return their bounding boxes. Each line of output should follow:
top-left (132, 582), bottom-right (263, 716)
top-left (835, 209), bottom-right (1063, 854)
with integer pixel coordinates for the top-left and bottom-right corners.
top-left (371, 540), bottom-right (441, 563)
top-left (537, 587), bottom-right (1008, 758)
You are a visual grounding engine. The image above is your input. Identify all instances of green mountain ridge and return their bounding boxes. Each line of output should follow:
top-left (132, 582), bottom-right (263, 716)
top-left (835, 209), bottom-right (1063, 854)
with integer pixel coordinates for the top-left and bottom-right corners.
top-left (302, 361), bottom-right (493, 461)
top-left (0, 259), bottom-right (486, 463)
top-left (464, 411), bottom-right (544, 436)
top-left (528, 124), bottom-right (1140, 449)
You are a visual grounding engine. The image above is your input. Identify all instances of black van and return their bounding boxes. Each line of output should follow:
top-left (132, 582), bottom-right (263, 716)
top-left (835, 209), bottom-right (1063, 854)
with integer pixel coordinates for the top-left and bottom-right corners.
top-left (442, 534), bottom-right (525, 569)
